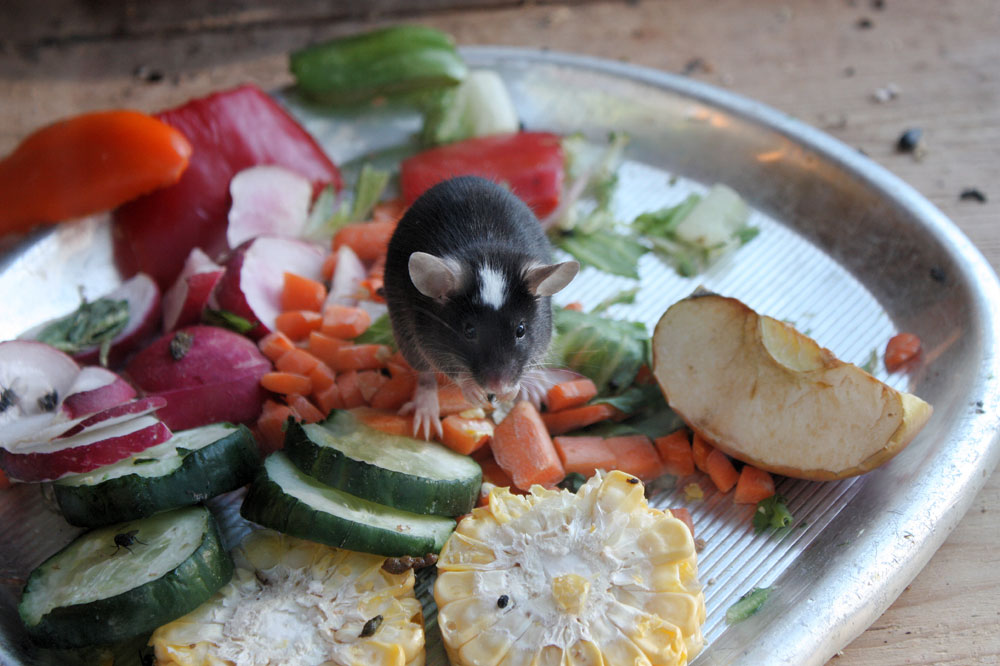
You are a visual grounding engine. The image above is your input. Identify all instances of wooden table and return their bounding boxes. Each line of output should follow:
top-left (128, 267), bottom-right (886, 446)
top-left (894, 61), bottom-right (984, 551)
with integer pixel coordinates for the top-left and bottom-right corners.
top-left (2, 1), bottom-right (998, 663)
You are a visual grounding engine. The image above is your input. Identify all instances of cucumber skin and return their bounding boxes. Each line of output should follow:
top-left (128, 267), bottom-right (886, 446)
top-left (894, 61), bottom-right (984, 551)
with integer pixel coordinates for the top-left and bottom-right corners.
top-left (53, 425), bottom-right (260, 528)
top-left (19, 507), bottom-right (233, 649)
top-left (284, 418), bottom-right (480, 517)
top-left (240, 462), bottom-right (452, 558)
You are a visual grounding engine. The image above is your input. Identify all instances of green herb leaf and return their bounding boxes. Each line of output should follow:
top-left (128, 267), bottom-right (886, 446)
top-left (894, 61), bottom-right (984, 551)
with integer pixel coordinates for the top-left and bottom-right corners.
top-left (349, 163), bottom-right (391, 221)
top-left (633, 194), bottom-right (701, 237)
top-left (354, 313), bottom-right (397, 349)
top-left (202, 309), bottom-right (256, 334)
top-left (725, 587), bottom-right (772, 624)
top-left (557, 472), bottom-right (587, 493)
top-left (590, 384), bottom-right (662, 416)
top-left (555, 229), bottom-right (646, 279)
top-left (35, 296), bottom-right (130, 367)
top-left (859, 349), bottom-right (879, 374)
top-left (753, 495), bottom-right (794, 534)
top-left (590, 287), bottom-right (639, 314)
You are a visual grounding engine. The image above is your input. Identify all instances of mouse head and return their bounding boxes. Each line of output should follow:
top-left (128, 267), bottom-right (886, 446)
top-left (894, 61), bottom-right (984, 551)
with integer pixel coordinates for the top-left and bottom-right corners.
top-left (409, 251), bottom-right (579, 402)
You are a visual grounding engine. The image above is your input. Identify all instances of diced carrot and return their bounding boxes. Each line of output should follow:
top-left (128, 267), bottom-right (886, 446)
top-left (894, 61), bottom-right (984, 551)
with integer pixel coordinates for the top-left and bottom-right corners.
top-left (372, 198), bottom-right (408, 225)
top-left (281, 272), bottom-right (327, 312)
top-left (321, 304), bottom-right (372, 339)
top-left (336, 370), bottom-right (366, 409)
top-left (321, 251), bottom-right (338, 282)
top-left (275, 348), bottom-right (321, 376)
top-left (691, 431), bottom-right (713, 474)
top-left (552, 435), bottom-right (616, 477)
top-left (370, 371), bottom-right (417, 411)
top-left (256, 399), bottom-right (293, 454)
top-left (356, 369), bottom-right (387, 403)
top-left (668, 507), bottom-right (695, 538)
top-left (492, 401), bottom-right (565, 491)
top-left (634, 364), bottom-right (656, 386)
top-left (540, 403), bottom-right (621, 436)
top-left (361, 254), bottom-right (387, 302)
top-left (705, 449), bottom-right (739, 494)
top-left (441, 415), bottom-right (493, 455)
top-left (655, 429), bottom-right (695, 477)
top-left (258, 331), bottom-right (296, 363)
top-left (260, 371), bottom-right (312, 396)
top-left (438, 383), bottom-right (478, 416)
top-left (315, 382), bottom-right (344, 415)
top-left (0, 468), bottom-right (11, 490)
top-left (332, 220), bottom-right (396, 262)
top-left (885, 332), bottom-right (922, 372)
top-left (352, 406), bottom-right (415, 437)
top-left (546, 378), bottom-right (598, 412)
top-left (385, 351), bottom-right (413, 377)
top-left (334, 344), bottom-right (391, 372)
top-left (274, 310), bottom-right (323, 340)
top-left (605, 434), bottom-right (664, 481)
top-left (287, 394), bottom-right (325, 424)
top-left (733, 465), bottom-right (776, 505)
top-left (307, 331), bottom-right (350, 368)
top-left (563, 301), bottom-right (584, 312)
top-left (308, 362), bottom-right (337, 395)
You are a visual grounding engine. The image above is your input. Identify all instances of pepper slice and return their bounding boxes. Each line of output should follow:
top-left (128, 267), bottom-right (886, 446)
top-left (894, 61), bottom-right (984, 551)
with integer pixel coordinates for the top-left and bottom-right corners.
top-left (399, 131), bottom-right (565, 219)
top-left (113, 84), bottom-right (342, 289)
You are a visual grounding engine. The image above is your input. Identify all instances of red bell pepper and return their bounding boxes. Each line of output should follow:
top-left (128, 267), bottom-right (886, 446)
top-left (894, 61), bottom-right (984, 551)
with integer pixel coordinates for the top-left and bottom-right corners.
top-left (399, 131), bottom-right (564, 218)
top-left (113, 84), bottom-right (341, 289)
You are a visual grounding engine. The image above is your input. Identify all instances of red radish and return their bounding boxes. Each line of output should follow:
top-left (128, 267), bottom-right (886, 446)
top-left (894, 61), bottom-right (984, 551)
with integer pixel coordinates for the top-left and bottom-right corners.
top-left (0, 341), bottom-right (81, 447)
top-left (3, 396), bottom-right (165, 450)
top-left (55, 396), bottom-right (167, 440)
top-left (161, 247), bottom-right (224, 332)
top-left (0, 415), bottom-right (171, 482)
top-left (125, 325), bottom-right (271, 431)
top-left (213, 236), bottom-right (325, 339)
top-left (227, 165), bottom-right (312, 248)
top-left (60, 366), bottom-right (137, 419)
top-left (19, 273), bottom-right (162, 367)
top-left (325, 245), bottom-right (366, 308)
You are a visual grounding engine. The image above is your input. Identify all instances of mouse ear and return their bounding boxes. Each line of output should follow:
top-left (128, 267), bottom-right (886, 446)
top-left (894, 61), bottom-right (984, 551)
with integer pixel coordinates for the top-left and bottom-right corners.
top-left (409, 252), bottom-right (463, 301)
top-left (525, 260), bottom-right (580, 297)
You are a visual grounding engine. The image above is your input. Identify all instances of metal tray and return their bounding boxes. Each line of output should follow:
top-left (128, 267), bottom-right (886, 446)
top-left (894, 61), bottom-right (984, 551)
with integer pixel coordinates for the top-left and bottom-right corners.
top-left (2, 47), bottom-right (999, 665)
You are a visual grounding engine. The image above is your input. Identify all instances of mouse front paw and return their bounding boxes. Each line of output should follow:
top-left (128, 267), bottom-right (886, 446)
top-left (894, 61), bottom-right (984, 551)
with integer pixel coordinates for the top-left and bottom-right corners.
top-left (400, 372), bottom-right (442, 440)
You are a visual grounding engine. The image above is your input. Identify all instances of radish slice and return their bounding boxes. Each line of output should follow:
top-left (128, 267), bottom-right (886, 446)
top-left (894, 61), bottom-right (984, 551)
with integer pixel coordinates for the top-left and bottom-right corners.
top-left (0, 341), bottom-right (81, 445)
top-left (0, 415), bottom-right (172, 482)
top-left (213, 236), bottom-right (325, 339)
top-left (61, 366), bottom-right (137, 419)
top-left (19, 273), bottom-right (162, 367)
top-left (325, 244), bottom-right (367, 307)
top-left (227, 165), bottom-right (313, 249)
top-left (55, 396), bottom-right (167, 441)
top-left (162, 248), bottom-right (225, 332)
top-left (3, 396), bottom-right (166, 450)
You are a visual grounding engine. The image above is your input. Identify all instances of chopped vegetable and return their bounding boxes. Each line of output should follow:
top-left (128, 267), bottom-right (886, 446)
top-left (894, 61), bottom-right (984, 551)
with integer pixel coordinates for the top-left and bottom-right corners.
top-left (34, 296), bottom-right (129, 368)
top-left (332, 219), bottom-right (396, 263)
top-left (753, 495), bottom-right (794, 533)
top-left (733, 465), bottom-right (776, 505)
top-left (281, 272), bottom-right (327, 312)
top-left (491, 401), bottom-right (565, 490)
top-left (545, 131), bottom-right (629, 233)
top-left (322, 305), bottom-right (373, 339)
top-left (290, 25), bottom-right (467, 106)
top-left (540, 402), bottom-right (621, 436)
top-left (260, 371), bottom-right (312, 396)
top-left (725, 587), bottom-right (772, 624)
top-left (0, 110), bottom-right (191, 234)
top-left (605, 434), bottom-right (664, 481)
top-left (551, 307), bottom-right (649, 394)
top-left (552, 435), bottom-right (616, 477)
top-left (546, 378), bottom-right (598, 412)
top-left (885, 332), bottom-right (922, 371)
top-left (655, 429), bottom-right (695, 477)
top-left (226, 165), bottom-right (313, 248)
top-left (705, 448), bottom-right (739, 493)
top-left (274, 309), bottom-right (323, 340)
top-left (421, 69), bottom-right (519, 146)
top-left (555, 227), bottom-right (647, 279)
top-left (440, 414), bottom-right (493, 455)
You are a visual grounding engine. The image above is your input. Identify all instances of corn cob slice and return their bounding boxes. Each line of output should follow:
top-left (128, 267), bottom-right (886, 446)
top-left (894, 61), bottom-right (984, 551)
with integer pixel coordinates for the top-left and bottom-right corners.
top-left (434, 470), bottom-right (705, 666)
top-left (150, 530), bottom-right (425, 666)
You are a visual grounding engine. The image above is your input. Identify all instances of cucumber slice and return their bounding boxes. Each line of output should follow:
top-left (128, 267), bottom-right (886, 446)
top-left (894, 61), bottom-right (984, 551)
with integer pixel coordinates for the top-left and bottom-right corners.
top-left (52, 423), bottom-right (260, 527)
top-left (18, 505), bottom-right (233, 648)
top-left (284, 410), bottom-right (481, 516)
top-left (241, 452), bottom-right (455, 557)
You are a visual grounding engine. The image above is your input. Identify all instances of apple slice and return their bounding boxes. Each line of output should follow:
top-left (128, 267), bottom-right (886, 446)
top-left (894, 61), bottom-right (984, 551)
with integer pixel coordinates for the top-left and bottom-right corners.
top-left (0, 415), bottom-right (172, 482)
top-left (651, 293), bottom-right (933, 480)
top-left (212, 236), bottom-right (325, 339)
top-left (60, 366), bottom-right (137, 419)
top-left (161, 247), bottom-right (225, 332)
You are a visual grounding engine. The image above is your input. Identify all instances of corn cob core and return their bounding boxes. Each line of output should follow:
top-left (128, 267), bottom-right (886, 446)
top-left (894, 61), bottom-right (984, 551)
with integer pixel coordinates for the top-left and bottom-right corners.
top-left (434, 470), bottom-right (705, 666)
top-left (149, 530), bottom-right (426, 666)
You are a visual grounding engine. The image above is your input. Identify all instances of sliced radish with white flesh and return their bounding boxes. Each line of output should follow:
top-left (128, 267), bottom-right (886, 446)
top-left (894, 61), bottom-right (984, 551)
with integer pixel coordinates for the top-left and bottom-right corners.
top-left (19, 273), bottom-right (162, 367)
top-left (162, 248), bottom-right (225, 332)
top-left (3, 396), bottom-right (166, 451)
top-left (60, 366), bottom-right (137, 419)
top-left (213, 236), bottom-right (325, 338)
top-left (0, 415), bottom-right (172, 482)
top-left (0, 341), bottom-right (81, 447)
top-left (325, 244), bottom-right (367, 307)
top-left (226, 165), bottom-right (313, 249)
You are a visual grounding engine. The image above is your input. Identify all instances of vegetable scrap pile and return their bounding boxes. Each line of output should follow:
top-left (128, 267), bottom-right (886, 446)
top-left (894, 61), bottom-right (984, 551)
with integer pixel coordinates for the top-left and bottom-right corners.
top-left (0, 23), bottom-right (932, 666)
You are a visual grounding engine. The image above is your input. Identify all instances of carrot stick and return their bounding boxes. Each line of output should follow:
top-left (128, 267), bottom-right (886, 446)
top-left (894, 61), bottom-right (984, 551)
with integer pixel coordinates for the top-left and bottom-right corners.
top-left (884, 332), bottom-right (922, 372)
top-left (321, 251), bottom-right (338, 282)
top-left (705, 449), bottom-right (739, 493)
top-left (691, 431), bottom-right (713, 474)
top-left (308, 362), bottom-right (337, 395)
top-left (733, 465), bottom-right (776, 504)
top-left (545, 378), bottom-right (598, 412)
top-left (281, 272), bottom-right (327, 312)
top-left (275, 348), bottom-right (321, 376)
top-left (314, 382), bottom-right (344, 415)
top-left (440, 415), bottom-right (493, 455)
top-left (655, 429), bottom-right (695, 477)
top-left (552, 436), bottom-right (616, 477)
top-left (352, 406), bottom-right (416, 437)
top-left (355, 369), bottom-right (387, 403)
top-left (370, 371), bottom-right (417, 411)
top-left (332, 220), bottom-right (396, 262)
top-left (287, 394), bottom-right (325, 424)
top-left (336, 370), bottom-right (366, 409)
top-left (260, 371), bottom-right (312, 396)
top-left (321, 304), bottom-right (372, 339)
top-left (372, 198), bottom-right (408, 225)
top-left (257, 331), bottom-right (297, 363)
top-left (274, 310), bottom-right (323, 340)
top-left (333, 344), bottom-right (391, 372)
top-left (540, 403), bottom-right (621, 436)
top-left (307, 331), bottom-right (350, 368)
top-left (604, 434), bottom-right (664, 481)
top-left (492, 401), bottom-right (565, 490)
top-left (437, 383), bottom-right (478, 416)
top-left (256, 399), bottom-right (294, 454)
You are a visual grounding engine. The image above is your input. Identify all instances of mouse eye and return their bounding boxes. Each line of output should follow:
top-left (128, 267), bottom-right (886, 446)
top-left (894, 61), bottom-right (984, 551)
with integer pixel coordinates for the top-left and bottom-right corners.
top-left (515, 322), bottom-right (526, 338)
top-left (464, 323), bottom-right (477, 340)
